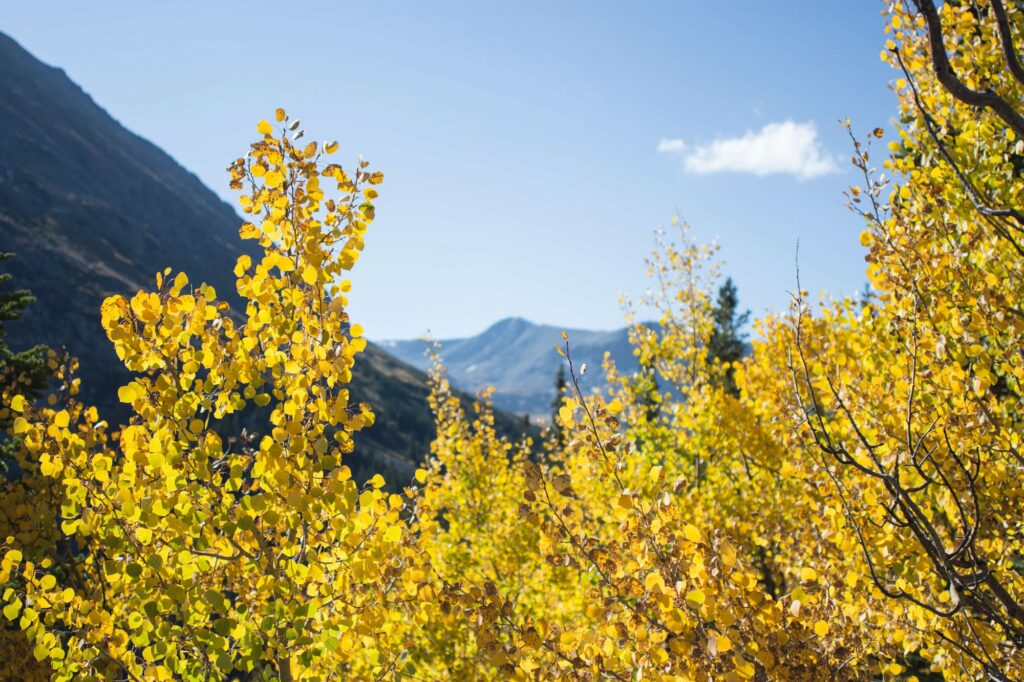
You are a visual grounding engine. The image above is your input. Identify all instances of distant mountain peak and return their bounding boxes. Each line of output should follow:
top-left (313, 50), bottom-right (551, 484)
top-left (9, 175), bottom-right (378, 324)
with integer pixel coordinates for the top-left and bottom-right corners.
top-left (483, 316), bottom-right (536, 335)
top-left (385, 317), bottom-right (640, 417)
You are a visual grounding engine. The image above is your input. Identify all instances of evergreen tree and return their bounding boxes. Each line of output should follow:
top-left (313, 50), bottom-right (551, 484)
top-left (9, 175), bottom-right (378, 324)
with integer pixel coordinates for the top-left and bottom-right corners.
top-left (551, 363), bottom-right (567, 445)
top-left (636, 353), bottom-right (660, 424)
top-left (708, 277), bottom-right (750, 396)
top-left (0, 253), bottom-right (52, 466)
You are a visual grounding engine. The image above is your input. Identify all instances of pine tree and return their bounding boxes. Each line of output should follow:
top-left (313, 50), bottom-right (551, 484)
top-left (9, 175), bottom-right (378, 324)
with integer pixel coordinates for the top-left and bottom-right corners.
top-left (551, 363), bottom-right (567, 445)
top-left (707, 277), bottom-right (749, 396)
top-left (0, 253), bottom-right (51, 466)
top-left (636, 354), bottom-right (660, 424)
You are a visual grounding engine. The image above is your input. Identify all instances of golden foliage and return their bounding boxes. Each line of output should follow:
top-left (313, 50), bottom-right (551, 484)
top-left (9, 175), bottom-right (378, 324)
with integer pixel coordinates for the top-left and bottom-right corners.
top-left (3, 3), bottom-right (1024, 680)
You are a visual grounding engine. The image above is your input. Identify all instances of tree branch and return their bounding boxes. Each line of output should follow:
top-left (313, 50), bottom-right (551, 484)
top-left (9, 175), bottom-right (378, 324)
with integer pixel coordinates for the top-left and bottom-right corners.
top-left (911, 0), bottom-right (1024, 139)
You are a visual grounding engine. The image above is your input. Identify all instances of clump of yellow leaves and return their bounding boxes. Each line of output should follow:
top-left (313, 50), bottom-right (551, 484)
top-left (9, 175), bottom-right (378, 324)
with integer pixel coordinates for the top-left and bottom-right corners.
top-left (2, 111), bottom-right (418, 680)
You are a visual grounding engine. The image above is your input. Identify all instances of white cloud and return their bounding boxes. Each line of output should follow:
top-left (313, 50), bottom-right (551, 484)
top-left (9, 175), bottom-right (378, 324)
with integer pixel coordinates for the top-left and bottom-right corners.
top-left (658, 120), bottom-right (839, 180)
top-left (657, 138), bottom-right (686, 154)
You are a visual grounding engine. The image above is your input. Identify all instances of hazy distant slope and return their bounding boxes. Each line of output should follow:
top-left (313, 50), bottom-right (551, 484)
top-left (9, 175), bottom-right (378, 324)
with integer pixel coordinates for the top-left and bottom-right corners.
top-left (383, 317), bottom-right (640, 417)
top-left (0, 31), bottom-right (528, 479)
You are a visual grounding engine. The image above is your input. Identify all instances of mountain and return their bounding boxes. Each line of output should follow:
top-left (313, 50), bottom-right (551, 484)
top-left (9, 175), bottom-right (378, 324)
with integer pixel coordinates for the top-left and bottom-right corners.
top-left (0, 31), bottom-right (259, 407)
top-left (0, 31), bottom-right (527, 482)
top-left (382, 317), bottom-right (640, 418)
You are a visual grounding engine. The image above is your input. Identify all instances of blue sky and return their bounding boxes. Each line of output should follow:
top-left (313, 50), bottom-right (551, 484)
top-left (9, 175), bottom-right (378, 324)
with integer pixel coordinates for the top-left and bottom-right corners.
top-left (4, 2), bottom-right (896, 340)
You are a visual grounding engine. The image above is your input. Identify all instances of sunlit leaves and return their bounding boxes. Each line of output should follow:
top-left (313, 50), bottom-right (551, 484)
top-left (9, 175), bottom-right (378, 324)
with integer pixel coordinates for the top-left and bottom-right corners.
top-left (1, 1), bottom-right (1021, 676)
top-left (0, 112), bottom-right (413, 680)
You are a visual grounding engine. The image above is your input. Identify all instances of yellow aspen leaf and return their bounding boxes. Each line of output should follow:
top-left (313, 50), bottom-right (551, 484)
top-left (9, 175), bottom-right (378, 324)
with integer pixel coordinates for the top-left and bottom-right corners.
top-left (264, 170), bottom-right (285, 188)
top-left (683, 523), bottom-right (701, 543)
top-left (257, 119), bottom-right (273, 135)
top-left (9, 395), bottom-right (24, 412)
top-left (301, 265), bottom-right (318, 286)
top-left (171, 271), bottom-right (189, 294)
top-left (234, 255), bottom-right (251, 277)
top-left (814, 620), bottom-right (829, 637)
top-left (3, 600), bottom-right (21, 621)
top-left (368, 474), bottom-right (385, 489)
top-left (733, 656), bottom-right (756, 679)
top-left (686, 589), bottom-right (706, 608)
top-left (644, 571), bottom-right (665, 593)
top-left (275, 107), bottom-right (286, 122)
top-left (117, 383), bottom-right (138, 403)
top-left (327, 297), bottom-right (346, 316)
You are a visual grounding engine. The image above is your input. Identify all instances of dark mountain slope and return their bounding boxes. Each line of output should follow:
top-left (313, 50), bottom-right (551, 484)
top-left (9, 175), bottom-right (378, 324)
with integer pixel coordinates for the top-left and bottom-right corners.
top-left (0, 31), bottom-right (525, 480)
top-left (0, 30), bottom-right (255, 407)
